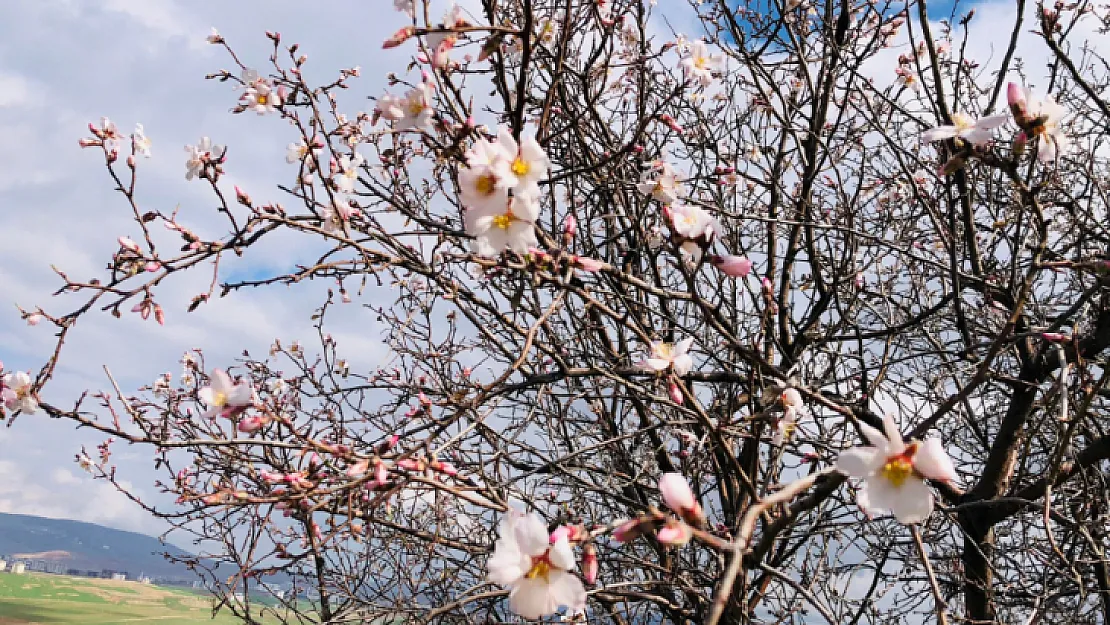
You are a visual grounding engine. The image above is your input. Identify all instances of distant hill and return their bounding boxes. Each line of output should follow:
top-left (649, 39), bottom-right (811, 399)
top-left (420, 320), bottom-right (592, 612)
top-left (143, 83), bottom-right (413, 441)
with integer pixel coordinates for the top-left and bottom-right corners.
top-left (0, 512), bottom-right (195, 581)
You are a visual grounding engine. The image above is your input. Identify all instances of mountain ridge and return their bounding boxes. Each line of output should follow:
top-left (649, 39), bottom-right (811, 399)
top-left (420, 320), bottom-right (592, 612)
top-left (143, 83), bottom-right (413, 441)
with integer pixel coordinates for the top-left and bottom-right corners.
top-left (0, 512), bottom-right (195, 581)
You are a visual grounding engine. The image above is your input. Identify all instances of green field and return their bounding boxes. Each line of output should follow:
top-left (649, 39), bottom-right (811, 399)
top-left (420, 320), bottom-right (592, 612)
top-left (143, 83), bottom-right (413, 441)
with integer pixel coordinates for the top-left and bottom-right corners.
top-left (0, 572), bottom-right (281, 624)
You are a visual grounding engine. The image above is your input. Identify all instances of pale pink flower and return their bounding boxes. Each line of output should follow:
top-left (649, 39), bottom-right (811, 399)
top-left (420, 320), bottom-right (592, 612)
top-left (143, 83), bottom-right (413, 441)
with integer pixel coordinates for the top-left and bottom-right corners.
top-left (637, 161), bottom-right (685, 204)
top-left (2, 371), bottom-right (37, 414)
top-left (836, 414), bottom-right (958, 524)
top-left (678, 41), bottom-right (723, 88)
top-left (197, 369), bottom-right (254, 419)
top-left (487, 511), bottom-right (587, 619)
top-left (639, 337), bottom-right (694, 376)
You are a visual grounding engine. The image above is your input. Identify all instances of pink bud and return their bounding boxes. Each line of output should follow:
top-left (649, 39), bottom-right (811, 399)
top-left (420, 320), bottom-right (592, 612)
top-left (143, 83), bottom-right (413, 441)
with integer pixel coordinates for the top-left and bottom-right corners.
top-left (118, 236), bottom-right (141, 253)
top-left (126, 155), bottom-right (136, 168)
top-left (374, 460), bottom-right (389, 485)
top-left (382, 26), bottom-right (416, 49)
top-left (1042, 332), bottom-right (1069, 342)
top-left (26, 313), bottom-right (43, 326)
top-left (430, 460), bottom-right (458, 477)
top-left (397, 458), bottom-right (424, 472)
top-left (711, 254), bottom-right (752, 278)
top-left (582, 544), bottom-right (598, 584)
top-left (613, 518), bottom-right (644, 544)
top-left (659, 473), bottom-right (696, 512)
top-left (656, 519), bottom-right (693, 546)
top-left (145, 261), bottom-right (162, 273)
top-left (346, 459), bottom-right (370, 478)
top-left (1007, 83), bottom-right (1029, 122)
top-left (234, 185), bottom-right (251, 206)
top-left (153, 304), bottom-right (165, 326)
top-left (668, 382), bottom-right (684, 405)
top-left (563, 214), bottom-right (577, 240)
top-left (78, 138), bottom-right (99, 148)
top-left (574, 256), bottom-right (606, 273)
top-left (237, 415), bottom-right (264, 433)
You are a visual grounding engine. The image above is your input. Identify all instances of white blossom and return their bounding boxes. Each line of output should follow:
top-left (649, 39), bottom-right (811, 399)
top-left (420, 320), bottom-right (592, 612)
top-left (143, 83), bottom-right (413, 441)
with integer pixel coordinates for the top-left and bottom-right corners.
top-left (487, 511), bottom-right (586, 619)
top-left (2, 371), bottom-right (38, 415)
top-left (639, 338), bottom-right (694, 376)
top-left (836, 414), bottom-right (958, 524)
top-left (678, 41), bottom-right (723, 88)
top-left (921, 112), bottom-right (1008, 146)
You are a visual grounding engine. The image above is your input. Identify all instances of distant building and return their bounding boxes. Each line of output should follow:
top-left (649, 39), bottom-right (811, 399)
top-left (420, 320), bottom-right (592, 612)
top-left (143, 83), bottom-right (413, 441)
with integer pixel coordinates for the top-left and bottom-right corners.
top-left (111, 573), bottom-right (127, 581)
top-left (10, 562), bottom-right (26, 574)
top-left (0, 560), bottom-right (7, 572)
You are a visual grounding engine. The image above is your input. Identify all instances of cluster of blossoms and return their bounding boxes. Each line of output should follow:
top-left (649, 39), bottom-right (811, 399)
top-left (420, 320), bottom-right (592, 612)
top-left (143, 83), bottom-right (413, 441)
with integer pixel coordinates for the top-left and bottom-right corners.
top-left (459, 126), bottom-right (550, 256)
top-left (374, 83), bottom-right (436, 133)
top-left (920, 82), bottom-right (1070, 166)
top-left (78, 118), bottom-right (151, 162)
top-left (677, 40), bottom-right (724, 88)
top-left (235, 69), bottom-right (285, 115)
top-left (184, 137), bottom-right (226, 181)
top-left (1, 370), bottom-right (38, 415)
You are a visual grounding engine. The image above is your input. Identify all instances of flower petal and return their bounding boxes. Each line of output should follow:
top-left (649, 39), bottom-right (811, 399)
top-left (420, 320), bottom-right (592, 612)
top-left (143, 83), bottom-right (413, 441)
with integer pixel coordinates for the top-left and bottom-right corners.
top-left (548, 537), bottom-right (576, 572)
top-left (887, 476), bottom-right (935, 524)
top-left (913, 438), bottom-right (958, 483)
top-left (513, 513), bottom-right (551, 557)
top-left (882, 413), bottom-right (905, 454)
top-left (836, 446), bottom-right (881, 478)
top-left (671, 354), bottom-right (693, 377)
top-left (920, 126), bottom-right (958, 143)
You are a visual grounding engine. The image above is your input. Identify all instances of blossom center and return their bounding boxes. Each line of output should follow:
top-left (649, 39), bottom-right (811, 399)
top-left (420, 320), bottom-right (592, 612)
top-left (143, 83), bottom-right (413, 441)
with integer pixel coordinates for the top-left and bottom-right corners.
top-left (476, 174), bottom-right (497, 196)
top-left (656, 343), bottom-right (674, 359)
top-left (694, 56), bottom-right (709, 70)
top-left (407, 102), bottom-right (426, 116)
top-left (880, 456), bottom-right (914, 488)
top-left (951, 113), bottom-right (973, 131)
top-left (257, 94), bottom-right (269, 106)
top-left (492, 213), bottom-right (514, 230)
top-left (524, 556), bottom-right (552, 581)
top-left (212, 391), bottom-right (228, 408)
top-left (511, 157), bottom-right (530, 177)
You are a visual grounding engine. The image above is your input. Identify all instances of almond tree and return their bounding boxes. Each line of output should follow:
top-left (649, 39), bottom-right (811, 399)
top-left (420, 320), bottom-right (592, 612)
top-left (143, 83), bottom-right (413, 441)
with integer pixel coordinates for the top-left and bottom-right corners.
top-left (5, 0), bottom-right (1110, 623)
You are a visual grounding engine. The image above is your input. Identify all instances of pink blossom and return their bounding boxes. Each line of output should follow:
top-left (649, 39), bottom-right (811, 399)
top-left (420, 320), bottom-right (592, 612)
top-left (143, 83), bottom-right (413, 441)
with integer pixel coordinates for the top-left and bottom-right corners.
top-left (656, 519), bottom-right (692, 546)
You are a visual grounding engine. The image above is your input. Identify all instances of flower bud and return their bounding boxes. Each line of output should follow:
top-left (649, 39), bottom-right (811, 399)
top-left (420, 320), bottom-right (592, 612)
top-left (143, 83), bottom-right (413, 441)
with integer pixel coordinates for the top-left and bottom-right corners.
top-left (234, 185), bottom-right (252, 206)
top-left (153, 304), bottom-right (165, 326)
top-left (563, 214), bottom-right (577, 242)
top-left (612, 518), bottom-right (645, 544)
top-left (656, 519), bottom-right (693, 546)
top-left (659, 473), bottom-right (705, 525)
top-left (382, 26), bottom-right (416, 49)
top-left (668, 381), bottom-right (684, 405)
top-left (1007, 83), bottom-right (1029, 124)
top-left (582, 544), bottom-right (598, 584)
top-left (710, 254), bottom-right (752, 278)
top-left (118, 236), bottom-right (141, 253)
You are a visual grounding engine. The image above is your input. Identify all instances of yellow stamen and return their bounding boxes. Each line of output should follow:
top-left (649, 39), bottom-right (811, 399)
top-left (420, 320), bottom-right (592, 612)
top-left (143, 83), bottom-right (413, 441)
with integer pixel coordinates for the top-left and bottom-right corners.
top-left (475, 174), bottom-right (497, 196)
top-left (880, 456), bottom-right (914, 488)
top-left (492, 213), bottom-right (513, 230)
top-left (524, 558), bottom-right (551, 581)
top-left (511, 157), bottom-right (530, 177)
top-left (212, 391), bottom-right (228, 407)
top-left (257, 94), bottom-right (269, 106)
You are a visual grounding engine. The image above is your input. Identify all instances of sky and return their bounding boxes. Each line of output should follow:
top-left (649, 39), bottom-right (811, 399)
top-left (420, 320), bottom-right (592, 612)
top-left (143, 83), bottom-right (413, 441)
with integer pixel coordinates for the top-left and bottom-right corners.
top-left (0, 0), bottom-right (1098, 559)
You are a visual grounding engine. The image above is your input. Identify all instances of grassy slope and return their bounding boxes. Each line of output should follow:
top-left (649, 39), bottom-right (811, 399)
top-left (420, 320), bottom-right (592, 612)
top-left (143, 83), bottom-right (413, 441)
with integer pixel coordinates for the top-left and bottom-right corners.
top-left (0, 572), bottom-right (285, 624)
